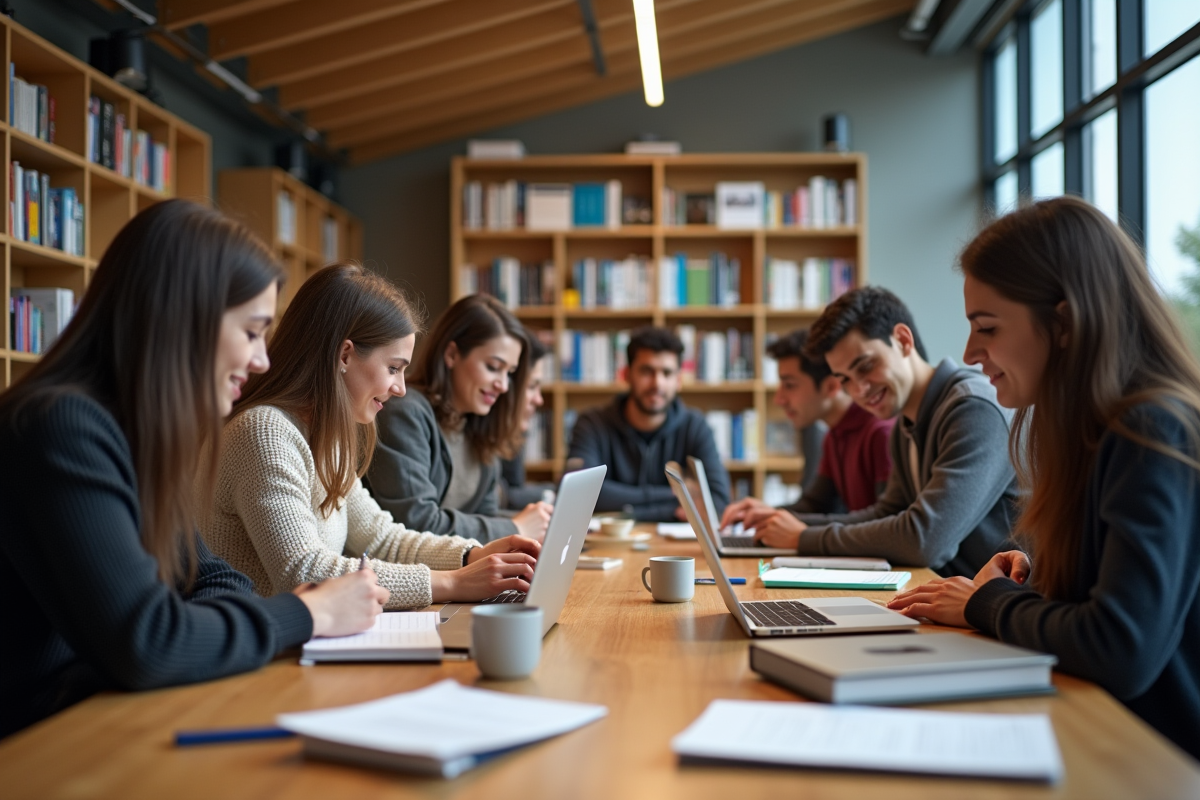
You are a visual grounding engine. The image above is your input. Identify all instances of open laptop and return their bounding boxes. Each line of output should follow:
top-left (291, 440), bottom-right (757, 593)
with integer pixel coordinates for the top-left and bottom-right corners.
top-left (665, 462), bottom-right (918, 637)
top-left (687, 457), bottom-right (794, 557)
top-left (438, 465), bottom-right (606, 650)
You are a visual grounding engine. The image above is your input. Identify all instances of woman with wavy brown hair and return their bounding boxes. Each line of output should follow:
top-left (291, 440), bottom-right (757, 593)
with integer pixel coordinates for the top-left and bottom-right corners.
top-left (367, 294), bottom-right (553, 543)
top-left (201, 265), bottom-right (541, 609)
top-left (888, 196), bottom-right (1200, 760)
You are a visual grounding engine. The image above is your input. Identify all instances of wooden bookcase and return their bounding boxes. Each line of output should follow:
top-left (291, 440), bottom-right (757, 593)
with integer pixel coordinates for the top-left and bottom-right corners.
top-left (450, 153), bottom-right (868, 498)
top-left (218, 168), bottom-right (363, 309)
top-left (0, 15), bottom-right (211, 390)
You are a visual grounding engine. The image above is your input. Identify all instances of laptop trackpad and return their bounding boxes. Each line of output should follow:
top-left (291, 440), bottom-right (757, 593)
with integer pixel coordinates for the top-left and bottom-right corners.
top-left (821, 605), bottom-right (894, 616)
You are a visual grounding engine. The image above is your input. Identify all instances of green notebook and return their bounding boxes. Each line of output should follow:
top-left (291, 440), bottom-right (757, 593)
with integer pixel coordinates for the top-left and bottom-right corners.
top-left (758, 567), bottom-right (911, 591)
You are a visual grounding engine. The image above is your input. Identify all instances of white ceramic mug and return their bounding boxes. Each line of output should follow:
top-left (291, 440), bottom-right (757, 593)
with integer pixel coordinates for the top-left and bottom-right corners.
top-left (641, 556), bottom-right (694, 603)
top-left (470, 605), bottom-right (543, 680)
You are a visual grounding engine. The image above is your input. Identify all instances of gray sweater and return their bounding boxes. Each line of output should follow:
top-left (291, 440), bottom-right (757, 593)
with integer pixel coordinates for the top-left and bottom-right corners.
top-left (795, 359), bottom-right (1018, 576)
top-left (366, 388), bottom-right (517, 543)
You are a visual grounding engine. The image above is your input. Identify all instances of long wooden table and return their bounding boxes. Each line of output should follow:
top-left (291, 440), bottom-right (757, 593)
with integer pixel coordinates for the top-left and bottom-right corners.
top-left (2, 530), bottom-right (1199, 799)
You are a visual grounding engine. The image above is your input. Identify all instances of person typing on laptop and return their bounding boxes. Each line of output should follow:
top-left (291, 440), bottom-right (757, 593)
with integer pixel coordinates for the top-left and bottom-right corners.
top-left (724, 287), bottom-right (1017, 578)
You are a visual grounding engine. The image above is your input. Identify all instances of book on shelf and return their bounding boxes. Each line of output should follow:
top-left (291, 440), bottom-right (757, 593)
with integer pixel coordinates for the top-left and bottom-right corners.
top-left (684, 327), bottom-right (755, 383)
top-left (460, 258), bottom-right (554, 309)
top-left (464, 181), bottom-right (628, 232)
top-left (524, 408), bottom-right (551, 461)
top-left (762, 332), bottom-right (780, 385)
top-left (762, 473), bottom-right (801, 507)
top-left (660, 189), bottom-right (716, 226)
top-left (666, 177), bottom-right (857, 230)
top-left (571, 181), bottom-right (621, 230)
top-left (10, 162), bottom-right (85, 256)
top-left (715, 182), bottom-right (765, 230)
top-left (525, 183), bottom-right (570, 231)
top-left (9, 65), bottom-right (55, 143)
top-left (467, 139), bottom-right (525, 160)
top-left (559, 329), bottom-right (631, 384)
top-left (321, 216), bottom-right (338, 262)
top-left (764, 257), bottom-right (854, 310)
top-left (624, 140), bottom-right (681, 155)
top-left (276, 191), bottom-right (297, 245)
top-left (567, 256), bottom-right (651, 310)
top-left (9, 287), bottom-right (75, 355)
top-left (133, 130), bottom-right (170, 192)
top-left (657, 253), bottom-right (741, 309)
top-left (705, 409), bottom-right (759, 462)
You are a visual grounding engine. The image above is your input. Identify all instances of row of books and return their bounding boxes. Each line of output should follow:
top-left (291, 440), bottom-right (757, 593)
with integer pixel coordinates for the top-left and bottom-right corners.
top-left (658, 252), bottom-right (742, 308)
top-left (661, 177), bottom-right (857, 229)
top-left (460, 258), bottom-right (555, 309)
top-left (568, 257), bottom-right (652, 310)
top-left (764, 257), bottom-right (855, 310)
top-left (9, 67), bottom-right (54, 143)
top-left (679, 325), bottom-right (756, 383)
top-left (9, 287), bottom-right (75, 354)
top-left (522, 409), bottom-right (551, 461)
top-left (463, 181), bottom-right (648, 231)
top-left (10, 162), bottom-right (85, 256)
top-left (705, 409), bottom-right (760, 462)
top-left (86, 97), bottom-right (170, 191)
top-left (558, 329), bottom-right (630, 384)
top-left (765, 177), bottom-right (857, 229)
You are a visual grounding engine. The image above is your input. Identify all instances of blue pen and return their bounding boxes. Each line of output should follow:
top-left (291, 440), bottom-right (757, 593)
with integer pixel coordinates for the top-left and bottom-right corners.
top-left (696, 577), bottom-right (745, 585)
top-left (174, 726), bottom-right (295, 746)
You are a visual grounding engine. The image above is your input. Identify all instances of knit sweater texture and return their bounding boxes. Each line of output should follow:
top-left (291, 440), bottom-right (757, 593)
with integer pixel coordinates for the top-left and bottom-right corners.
top-left (201, 405), bottom-right (478, 610)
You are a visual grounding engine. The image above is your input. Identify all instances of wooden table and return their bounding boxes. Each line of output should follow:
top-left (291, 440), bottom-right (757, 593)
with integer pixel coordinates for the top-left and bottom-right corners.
top-left (2, 530), bottom-right (1198, 799)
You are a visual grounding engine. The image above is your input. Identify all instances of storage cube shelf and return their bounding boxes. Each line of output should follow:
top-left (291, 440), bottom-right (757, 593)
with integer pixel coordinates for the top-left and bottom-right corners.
top-left (0, 15), bottom-right (211, 389)
top-left (451, 153), bottom-right (868, 498)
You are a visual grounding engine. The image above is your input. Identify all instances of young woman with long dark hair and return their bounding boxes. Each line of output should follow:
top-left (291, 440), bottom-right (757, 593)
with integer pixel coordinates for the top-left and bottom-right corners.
top-left (201, 265), bottom-right (540, 608)
top-left (367, 294), bottom-right (552, 542)
top-left (888, 196), bottom-right (1200, 759)
top-left (0, 201), bottom-right (386, 739)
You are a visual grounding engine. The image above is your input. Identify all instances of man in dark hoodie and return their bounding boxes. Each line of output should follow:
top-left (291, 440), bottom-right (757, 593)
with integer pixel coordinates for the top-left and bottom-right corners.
top-left (725, 287), bottom-right (1018, 577)
top-left (567, 327), bottom-right (730, 521)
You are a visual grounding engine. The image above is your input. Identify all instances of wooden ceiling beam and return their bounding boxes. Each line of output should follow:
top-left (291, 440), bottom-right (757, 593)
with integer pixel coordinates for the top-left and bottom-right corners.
top-left (207, 0), bottom-right (450, 60)
top-left (276, 6), bottom-right (584, 110)
top-left (347, 0), bottom-right (912, 163)
top-left (246, 0), bottom-right (573, 87)
top-left (156, 0), bottom-right (294, 30)
top-left (307, 38), bottom-right (594, 130)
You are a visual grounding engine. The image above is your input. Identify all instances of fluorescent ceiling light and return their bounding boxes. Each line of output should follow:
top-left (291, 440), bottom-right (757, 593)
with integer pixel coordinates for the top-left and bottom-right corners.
top-left (633, 0), bottom-right (664, 107)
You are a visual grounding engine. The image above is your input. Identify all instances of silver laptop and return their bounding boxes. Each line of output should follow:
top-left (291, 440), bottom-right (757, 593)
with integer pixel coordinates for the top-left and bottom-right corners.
top-left (665, 462), bottom-right (919, 637)
top-left (686, 457), bottom-right (794, 557)
top-left (438, 465), bottom-right (606, 650)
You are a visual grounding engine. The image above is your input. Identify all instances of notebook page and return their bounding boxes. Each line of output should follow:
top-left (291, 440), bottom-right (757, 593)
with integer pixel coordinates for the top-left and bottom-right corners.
top-left (672, 701), bottom-right (1062, 782)
top-left (761, 568), bottom-right (911, 587)
top-left (302, 611), bottom-right (441, 653)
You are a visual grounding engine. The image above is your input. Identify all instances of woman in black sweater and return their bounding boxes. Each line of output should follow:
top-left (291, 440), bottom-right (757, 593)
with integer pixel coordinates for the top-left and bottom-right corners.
top-left (889, 196), bottom-right (1200, 760)
top-left (0, 200), bottom-right (387, 739)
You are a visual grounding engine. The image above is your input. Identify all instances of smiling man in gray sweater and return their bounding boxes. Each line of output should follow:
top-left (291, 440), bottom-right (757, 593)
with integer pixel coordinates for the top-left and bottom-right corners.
top-left (729, 287), bottom-right (1017, 577)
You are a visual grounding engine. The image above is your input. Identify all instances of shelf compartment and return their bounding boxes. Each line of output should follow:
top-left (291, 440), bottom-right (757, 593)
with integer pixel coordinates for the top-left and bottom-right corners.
top-left (10, 27), bottom-right (87, 158)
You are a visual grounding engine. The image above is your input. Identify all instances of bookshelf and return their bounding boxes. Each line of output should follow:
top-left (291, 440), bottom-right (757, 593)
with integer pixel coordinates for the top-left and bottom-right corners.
top-left (217, 168), bottom-right (363, 309)
top-left (1, 15), bottom-right (212, 390)
top-left (451, 153), bottom-right (867, 499)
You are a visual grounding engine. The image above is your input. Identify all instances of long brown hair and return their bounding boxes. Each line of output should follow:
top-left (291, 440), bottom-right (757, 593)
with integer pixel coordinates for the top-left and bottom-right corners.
top-left (0, 200), bottom-right (284, 586)
top-left (235, 263), bottom-right (424, 516)
top-left (959, 196), bottom-right (1200, 598)
top-left (410, 294), bottom-right (529, 462)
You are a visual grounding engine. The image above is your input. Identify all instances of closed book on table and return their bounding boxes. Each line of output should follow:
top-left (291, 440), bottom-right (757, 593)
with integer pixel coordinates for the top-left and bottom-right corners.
top-left (759, 567), bottom-right (910, 590)
top-left (750, 632), bottom-right (1057, 705)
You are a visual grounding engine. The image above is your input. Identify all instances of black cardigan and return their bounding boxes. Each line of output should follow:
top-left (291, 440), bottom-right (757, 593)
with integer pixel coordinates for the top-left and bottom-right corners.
top-left (966, 403), bottom-right (1200, 761)
top-left (0, 392), bottom-right (312, 739)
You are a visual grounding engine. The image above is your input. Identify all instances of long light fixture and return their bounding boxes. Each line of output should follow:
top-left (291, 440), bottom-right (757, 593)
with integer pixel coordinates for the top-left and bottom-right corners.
top-left (633, 0), bottom-right (664, 107)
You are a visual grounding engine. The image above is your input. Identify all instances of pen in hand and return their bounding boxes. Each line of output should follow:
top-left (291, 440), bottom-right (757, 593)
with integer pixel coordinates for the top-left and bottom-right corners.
top-left (359, 550), bottom-right (371, 572)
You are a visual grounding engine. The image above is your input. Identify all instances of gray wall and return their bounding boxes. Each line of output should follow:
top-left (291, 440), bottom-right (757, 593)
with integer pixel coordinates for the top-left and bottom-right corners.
top-left (341, 16), bottom-right (982, 362)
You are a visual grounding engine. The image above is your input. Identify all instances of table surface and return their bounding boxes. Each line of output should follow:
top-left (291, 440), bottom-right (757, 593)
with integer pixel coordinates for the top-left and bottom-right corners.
top-left (2, 528), bottom-right (1199, 800)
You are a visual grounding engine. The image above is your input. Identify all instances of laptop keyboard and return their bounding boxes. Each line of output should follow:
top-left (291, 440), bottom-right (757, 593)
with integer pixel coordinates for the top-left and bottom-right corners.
top-left (721, 535), bottom-right (759, 548)
top-left (742, 600), bottom-right (836, 628)
top-left (480, 590), bottom-right (527, 604)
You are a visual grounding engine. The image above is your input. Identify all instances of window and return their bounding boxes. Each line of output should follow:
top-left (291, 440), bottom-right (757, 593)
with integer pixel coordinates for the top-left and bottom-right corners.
top-left (994, 36), bottom-right (1019, 164)
top-left (1083, 108), bottom-right (1118, 221)
top-left (1145, 55), bottom-right (1200, 294)
top-left (1083, 0), bottom-right (1117, 98)
top-left (1031, 0), bottom-right (1064, 138)
top-left (1144, 0), bottom-right (1200, 57)
top-left (1032, 142), bottom-right (1065, 198)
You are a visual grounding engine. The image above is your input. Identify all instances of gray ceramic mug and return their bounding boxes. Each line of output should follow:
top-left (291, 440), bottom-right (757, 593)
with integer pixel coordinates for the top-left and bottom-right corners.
top-left (641, 556), bottom-right (695, 603)
top-left (470, 605), bottom-right (543, 679)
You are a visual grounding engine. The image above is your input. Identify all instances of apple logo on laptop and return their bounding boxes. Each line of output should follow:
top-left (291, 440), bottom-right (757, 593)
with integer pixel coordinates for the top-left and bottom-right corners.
top-left (561, 536), bottom-right (571, 565)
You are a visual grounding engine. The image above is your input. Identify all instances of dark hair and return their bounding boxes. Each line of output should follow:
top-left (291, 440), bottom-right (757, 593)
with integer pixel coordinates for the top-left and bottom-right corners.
top-left (959, 195), bottom-right (1200, 600)
top-left (0, 199), bottom-right (284, 586)
top-left (525, 327), bottom-right (549, 364)
top-left (626, 326), bottom-right (684, 367)
top-left (235, 263), bottom-right (424, 517)
top-left (411, 294), bottom-right (529, 462)
top-left (804, 286), bottom-right (927, 362)
top-left (767, 329), bottom-right (832, 387)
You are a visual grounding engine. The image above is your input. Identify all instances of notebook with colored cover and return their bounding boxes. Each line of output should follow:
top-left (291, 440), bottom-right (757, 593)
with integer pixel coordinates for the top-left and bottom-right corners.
top-left (759, 567), bottom-right (911, 591)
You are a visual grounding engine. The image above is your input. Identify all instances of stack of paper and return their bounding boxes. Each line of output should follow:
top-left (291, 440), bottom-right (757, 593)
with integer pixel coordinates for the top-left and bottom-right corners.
top-left (278, 680), bottom-right (607, 778)
top-left (759, 568), bottom-right (911, 591)
top-left (300, 611), bottom-right (442, 663)
top-left (672, 700), bottom-right (1063, 782)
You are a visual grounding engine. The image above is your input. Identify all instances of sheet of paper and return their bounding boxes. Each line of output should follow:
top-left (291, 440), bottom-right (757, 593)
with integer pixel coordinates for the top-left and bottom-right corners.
top-left (760, 568), bottom-right (911, 589)
top-left (278, 679), bottom-right (607, 761)
top-left (656, 522), bottom-right (696, 539)
top-left (302, 611), bottom-right (441, 653)
top-left (672, 701), bottom-right (1062, 782)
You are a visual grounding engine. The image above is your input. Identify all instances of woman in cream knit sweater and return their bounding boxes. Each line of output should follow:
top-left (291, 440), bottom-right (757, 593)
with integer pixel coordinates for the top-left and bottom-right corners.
top-left (202, 264), bottom-right (541, 610)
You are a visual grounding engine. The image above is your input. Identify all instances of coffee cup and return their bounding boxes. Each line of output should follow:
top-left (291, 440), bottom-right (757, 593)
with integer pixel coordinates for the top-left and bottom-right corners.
top-left (470, 605), bottom-right (543, 680)
top-left (641, 556), bottom-right (694, 603)
top-left (598, 517), bottom-right (635, 539)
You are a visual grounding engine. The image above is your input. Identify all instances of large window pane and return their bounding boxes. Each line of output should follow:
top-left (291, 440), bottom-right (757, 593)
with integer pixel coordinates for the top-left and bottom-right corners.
top-left (1083, 0), bottom-right (1116, 98)
top-left (1146, 55), bottom-right (1200, 296)
top-left (1031, 0), bottom-right (1064, 138)
top-left (1083, 109), bottom-right (1118, 221)
top-left (994, 170), bottom-right (1019, 215)
top-left (1032, 141), bottom-right (1065, 198)
top-left (995, 36), bottom-right (1018, 164)
top-left (1144, 0), bottom-right (1200, 57)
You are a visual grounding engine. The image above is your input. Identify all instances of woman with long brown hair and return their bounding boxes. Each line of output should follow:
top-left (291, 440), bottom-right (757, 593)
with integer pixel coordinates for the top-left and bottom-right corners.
top-left (0, 201), bottom-right (386, 740)
top-left (367, 294), bottom-right (552, 542)
top-left (201, 265), bottom-right (540, 608)
top-left (887, 196), bottom-right (1200, 759)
